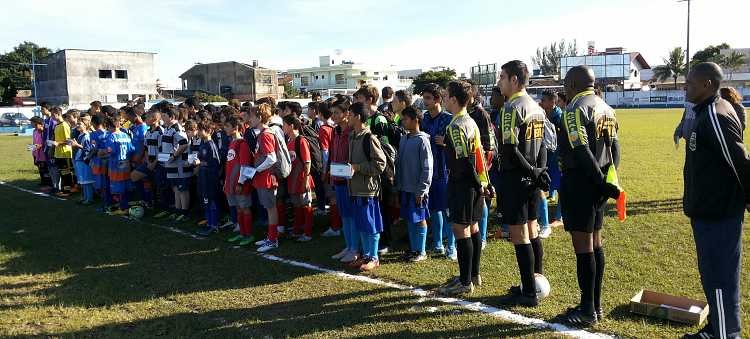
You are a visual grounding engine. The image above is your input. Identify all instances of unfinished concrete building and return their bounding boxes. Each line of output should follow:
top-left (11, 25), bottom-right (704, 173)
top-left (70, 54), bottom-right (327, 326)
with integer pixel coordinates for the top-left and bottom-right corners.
top-left (179, 61), bottom-right (281, 101)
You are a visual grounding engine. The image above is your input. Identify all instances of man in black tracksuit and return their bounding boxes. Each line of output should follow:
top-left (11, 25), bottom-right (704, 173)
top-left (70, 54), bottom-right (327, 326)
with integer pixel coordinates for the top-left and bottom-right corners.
top-left (682, 62), bottom-right (748, 339)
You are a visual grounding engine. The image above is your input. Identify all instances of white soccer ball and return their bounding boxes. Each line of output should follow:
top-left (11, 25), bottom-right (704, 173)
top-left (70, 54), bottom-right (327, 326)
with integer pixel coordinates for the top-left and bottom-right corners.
top-left (520, 273), bottom-right (551, 299)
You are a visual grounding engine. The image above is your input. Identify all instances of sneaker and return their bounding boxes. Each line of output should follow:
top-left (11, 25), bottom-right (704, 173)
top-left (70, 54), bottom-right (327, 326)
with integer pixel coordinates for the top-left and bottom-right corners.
top-left (197, 219), bottom-right (208, 226)
top-left (472, 275), bottom-right (482, 287)
top-left (378, 247), bottom-right (389, 255)
top-left (481, 240), bottom-right (487, 250)
top-left (360, 257), bottom-right (380, 271)
top-left (168, 213), bottom-right (179, 220)
top-left (409, 253), bottom-right (427, 263)
top-left (400, 251), bottom-right (416, 261)
top-left (108, 209), bottom-right (128, 216)
top-left (596, 307), bottom-right (604, 321)
top-left (681, 323), bottom-right (714, 339)
top-left (153, 211), bottom-right (170, 219)
top-left (314, 209), bottom-right (327, 216)
top-left (81, 200), bottom-right (94, 206)
top-left (432, 247), bottom-right (445, 255)
top-left (174, 215), bottom-right (188, 222)
top-left (340, 251), bottom-right (359, 263)
top-left (238, 236), bottom-right (256, 246)
top-left (289, 232), bottom-right (303, 239)
top-left (436, 276), bottom-right (461, 294)
top-left (277, 225), bottom-right (286, 233)
top-left (563, 306), bottom-right (597, 327)
top-left (346, 257), bottom-right (367, 269)
top-left (321, 228), bottom-right (341, 237)
top-left (499, 293), bottom-right (539, 307)
top-left (331, 248), bottom-right (349, 260)
top-left (55, 192), bottom-right (70, 198)
top-left (445, 247), bottom-right (457, 261)
top-left (539, 227), bottom-right (552, 239)
top-left (196, 226), bottom-right (217, 237)
top-left (232, 223), bottom-right (240, 233)
top-left (255, 238), bottom-right (270, 246)
top-left (439, 281), bottom-right (474, 296)
top-left (219, 220), bottom-right (235, 231)
top-left (296, 235), bottom-right (312, 242)
top-left (257, 240), bottom-right (278, 253)
top-left (228, 234), bottom-right (244, 243)
top-left (550, 220), bottom-right (564, 228)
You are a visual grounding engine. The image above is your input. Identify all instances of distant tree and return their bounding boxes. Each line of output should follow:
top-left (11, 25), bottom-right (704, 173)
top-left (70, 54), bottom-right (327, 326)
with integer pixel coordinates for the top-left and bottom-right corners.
top-left (690, 43), bottom-right (730, 68)
top-left (653, 47), bottom-right (687, 89)
top-left (284, 82), bottom-right (299, 98)
top-left (532, 39), bottom-right (578, 76)
top-left (412, 69), bottom-right (457, 94)
top-left (195, 92), bottom-right (226, 102)
top-left (717, 51), bottom-right (747, 80)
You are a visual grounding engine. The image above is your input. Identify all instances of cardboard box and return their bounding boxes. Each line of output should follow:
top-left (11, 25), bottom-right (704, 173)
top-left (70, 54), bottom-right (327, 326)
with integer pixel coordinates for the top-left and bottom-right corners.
top-left (630, 289), bottom-right (709, 325)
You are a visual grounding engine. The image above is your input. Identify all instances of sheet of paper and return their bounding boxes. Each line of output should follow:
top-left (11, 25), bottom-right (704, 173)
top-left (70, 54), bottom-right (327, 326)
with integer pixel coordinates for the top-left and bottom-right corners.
top-left (27, 144), bottom-right (35, 151)
top-left (241, 166), bottom-right (257, 180)
top-left (330, 163), bottom-right (353, 179)
top-left (157, 153), bottom-right (170, 162)
top-left (46, 140), bottom-right (56, 146)
top-left (187, 153), bottom-right (198, 164)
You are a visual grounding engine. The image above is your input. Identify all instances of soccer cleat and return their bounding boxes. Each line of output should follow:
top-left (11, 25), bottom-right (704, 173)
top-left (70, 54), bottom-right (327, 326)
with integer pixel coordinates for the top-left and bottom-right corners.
top-left (238, 236), bottom-right (256, 247)
top-left (377, 247), bottom-right (389, 255)
top-left (289, 232), bottom-right (303, 239)
top-left (681, 323), bottom-right (714, 339)
top-left (257, 240), bottom-right (278, 253)
top-left (174, 215), bottom-right (188, 222)
top-left (409, 253), bottom-right (428, 263)
top-left (596, 307), bottom-right (604, 321)
top-left (563, 306), bottom-right (597, 327)
top-left (296, 235), bottom-right (312, 242)
top-left (439, 281), bottom-right (474, 296)
top-left (321, 228), bottom-right (341, 237)
top-left (431, 247), bottom-right (446, 256)
top-left (219, 220), bottom-right (235, 231)
top-left (196, 226), bottom-right (217, 237)
top-left (481, 240), bottom-right (487, 250)
top-left (168, 213), bottom-right (179, 220)
top-left (108, 209), bottom-right (128, 216)
top-left (539, 227), bottom-right (552, 239)
top-left (346, 257), bottom-right (367, 269)
top-left (197, 219), bottom-right (208, 226)
top-left (400, 251), bottom-right (416, 262)
top-left (445, 247), bottom-right (457, 261)
top-left (499, 293), bottom-right (539, 307)
top-left (471, 275), bottom-right (482, 287)
top-left (232, 224), bottom-right (240, 233)
top-left (550, 220), bottom-right (564, 228)
top-left (153, 211), bottom-right (170, 219)
top-left (359, 257), bottom-right (380, 271)
top-left (340, 251), bottom-right (359, 263)
top-left (227, 234), bottom-right (244, 243)
top-left (437, 276), bottom-right (462, 294)
top-left (331, 248), bottom-right (348, 260)
top-left (55, 192), bottom-right (70, 198)
top-left (276, 225), bottom-right (286, 233)
top-left (255, 238), bottom-right (269, 246)
top-left (81, 200), bottom-right (94, 206)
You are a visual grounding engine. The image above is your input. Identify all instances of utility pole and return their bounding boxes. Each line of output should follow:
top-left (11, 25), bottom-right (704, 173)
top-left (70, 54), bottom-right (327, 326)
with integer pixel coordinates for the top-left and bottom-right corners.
top-left (678, 0), bottom-right (691, 70)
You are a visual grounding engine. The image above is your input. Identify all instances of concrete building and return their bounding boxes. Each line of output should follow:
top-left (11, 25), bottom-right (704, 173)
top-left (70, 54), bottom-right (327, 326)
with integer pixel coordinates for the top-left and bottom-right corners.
top-left (179, 61), bottom-right (282, 101)
top-left (36, 49), bottom-right (157, 105)
top-left (397, 66), bottom-right (451, 80)
top-left (560, 47), bottom-right (651, 90)
top-left (287, 55), bottom-right (412, 96)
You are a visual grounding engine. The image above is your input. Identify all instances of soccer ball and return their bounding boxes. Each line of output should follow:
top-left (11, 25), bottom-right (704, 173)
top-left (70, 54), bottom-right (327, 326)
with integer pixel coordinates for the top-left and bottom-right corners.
top-left (129, 206), bottom-right (145, 219)
top-left (520, 273), bottom-right (551, 299)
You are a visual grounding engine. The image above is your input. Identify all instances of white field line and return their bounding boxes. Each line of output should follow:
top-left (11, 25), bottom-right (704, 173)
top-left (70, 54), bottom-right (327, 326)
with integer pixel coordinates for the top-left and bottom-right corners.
top-left (0, 181), bottom-right (612, 339)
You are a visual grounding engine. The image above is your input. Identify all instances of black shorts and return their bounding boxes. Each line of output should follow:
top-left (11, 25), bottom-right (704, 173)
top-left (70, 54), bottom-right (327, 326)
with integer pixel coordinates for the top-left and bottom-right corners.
top-left (447, 179), bottom-right (483, 225)
top-left (560, 171), bottom-right (605, 233)
top-left (498, 169), bottom-right (539, 225)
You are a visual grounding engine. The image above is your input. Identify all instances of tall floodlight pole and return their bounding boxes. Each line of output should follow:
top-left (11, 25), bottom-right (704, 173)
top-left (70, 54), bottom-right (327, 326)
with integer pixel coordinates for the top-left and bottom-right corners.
top-left (31, 48), bottom-right (39, 113)
top-left (678, 0), bottom-right (691, 69)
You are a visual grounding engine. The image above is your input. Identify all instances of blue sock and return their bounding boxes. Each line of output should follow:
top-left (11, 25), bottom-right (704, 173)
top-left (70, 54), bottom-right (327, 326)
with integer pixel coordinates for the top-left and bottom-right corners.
top-left (554, 192), bottom-right (563, 221)
top-left (370, 232), bottom-right (381, 260)
top-left (360, 232), bottom-right (370, 257)
top-left (480, 201), bottom-right (488, 242)
top-left (229, 206), bottom-right (238, 223)
top-left (430, 210), bottom-right (444, 250)
top-left (407, 221), bottom-right (416, 252)
top-left (84, 184), bottom-right (94, 202)
top-left (208, 201), bottom-right (218, 227)
top-left (538, 194), bottom-right (549, 230)
top-left (346, 218), bottom-right (359, 252)
top-left (416, 223), bottom-right (427, 255)
top-left (444, 217), bottom-right (456, 250)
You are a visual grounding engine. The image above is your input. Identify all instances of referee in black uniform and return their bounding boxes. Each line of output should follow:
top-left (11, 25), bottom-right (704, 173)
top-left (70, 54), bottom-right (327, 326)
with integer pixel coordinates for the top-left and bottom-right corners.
top-left (558, 66), bottom-right (620, 326)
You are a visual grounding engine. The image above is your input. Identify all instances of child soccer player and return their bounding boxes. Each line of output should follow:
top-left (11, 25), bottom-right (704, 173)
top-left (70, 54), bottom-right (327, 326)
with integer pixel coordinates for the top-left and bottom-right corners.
top-left (283, 114), bottom-right (315, 242)
top-left (161, 108), bottom-right (192, 222)
top-left (250, 104), bottom-right (281, 253)
top-left (318, 102), bottom-right (341, 235)
top-left (194, 121), bottom-right (222, 236)
top-left (131, 109), bottom-right (164, 210)
top-left (52, 109), bottom-right (77, 197)
top-left (421, 84), bottom-right (456, 260)
top-left (395, 106), bottom-right (433, 262)
top-left (223, 116), bottom-right (255, 245)
top-left (100, 117), bottom-right (134, 216)
top-left (70, 114), bottom-right (95, 205)
top-left (126, 107), bottom-right (149, 205)
top-left (329, 98), bottom-right (359, 262)
top-left (347, 102), bottom-right (387, 272)
top-left (30, 117), bottom-right (52, 189)
top-left (90, 115), bottom-right (111, 211)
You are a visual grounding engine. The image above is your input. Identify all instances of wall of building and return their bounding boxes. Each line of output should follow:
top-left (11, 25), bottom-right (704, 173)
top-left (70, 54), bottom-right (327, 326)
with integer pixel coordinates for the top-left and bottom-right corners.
top-left (181, 62), bottom-right (279, 101)
top-left (35, 51), bottom-right (69, 104)
top-left (60, 50), bottom-right (156, 105)
top-left (289, 65), bottom-right (408, 92)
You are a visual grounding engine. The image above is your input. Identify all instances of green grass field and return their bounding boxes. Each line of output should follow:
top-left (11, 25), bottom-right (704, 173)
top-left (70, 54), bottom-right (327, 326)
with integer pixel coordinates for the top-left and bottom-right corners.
top-left (0, 108), bottom-right (748, 338)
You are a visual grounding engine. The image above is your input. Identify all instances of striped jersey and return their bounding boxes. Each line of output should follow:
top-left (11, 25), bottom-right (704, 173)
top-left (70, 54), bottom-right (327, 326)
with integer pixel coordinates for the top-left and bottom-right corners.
top-left (161, 123), bottom-right (192, 179)
top-left (144, 125), bottom-right (163, 161)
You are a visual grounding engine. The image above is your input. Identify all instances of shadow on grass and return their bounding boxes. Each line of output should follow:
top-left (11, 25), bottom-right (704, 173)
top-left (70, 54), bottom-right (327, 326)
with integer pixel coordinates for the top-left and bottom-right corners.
top-left (3, 289), bottom-right (545, 337)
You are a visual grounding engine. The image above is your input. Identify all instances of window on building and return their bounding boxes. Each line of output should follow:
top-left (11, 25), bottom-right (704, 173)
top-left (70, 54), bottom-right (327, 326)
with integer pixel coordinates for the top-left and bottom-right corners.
top-left (321, 75), bottom-right (325, 79)
top-left (383, 75), bottom-right (388, 81)
top-left (301, 76), bottom-right (309, 86)
top-left (262, 75), bottom-right (273, 85)
top-left (99, 70), bottom-right (112, 79)
top-left (335, 73), bottom-right (345, 85)
top-left (294, 73), bottom-right (300, 78)
top-left (374, 71), bottom-right (379, 75)
top-left (315, 75), bottom-right (319, 80)
top-left (373, 77), bottom-right (380, 81)
top-left (360, 71), bottom-right (366, 76)
top-left (116, 94), bottom-right (129, 103)
top-left (115, 70), bottom-right (128, 79)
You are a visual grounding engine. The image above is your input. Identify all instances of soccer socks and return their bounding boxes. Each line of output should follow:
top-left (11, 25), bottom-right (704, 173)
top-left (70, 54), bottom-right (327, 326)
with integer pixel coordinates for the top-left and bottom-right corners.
top-left (293, 207), bottom-right (304, 234)
top-left (330, 204), bottom-right (342, 230)
top-left (343, 217), bottom-right (358, 252)
top-left (470, 232), bottom-right (482, 278)
top-left (430, 210), bottom-right (444, 250)
top-left (83, 183), bottom-right (94, 203)
top-left (416, 223), bottom-right (427, 255)
top-left (593, 247), bottom-right (605, 311)
top-left (456, 237), bottom-right (473, 286)
top-left (530, 237), bottom-right (544, 275)
top-left (538, 196), bottom-right (549, 230)
top-left (229, 206), bottom-right (238, 223)
top-left (576, 252), bottom-right (596, 314)
top-left (370, 232), bottom-right (381, 260)
top-left (268, 223), bottom-right (279, 242)
top-left (238, 210), bottom-right (253, 236)
top-left (514, 243), bottom-right (536, 296)
top-left (444, 217), bottom-right (456, 251)
top-left (407, 221), bottom-right (417, 252)
top-left (206, 201), bottom-right (219, 227)
top-left (303, 206), bottom-right (313, 236)
top-left (277, 203), bottom-right (287, 227)
top-left (479, 202), bottom-right (488, 242)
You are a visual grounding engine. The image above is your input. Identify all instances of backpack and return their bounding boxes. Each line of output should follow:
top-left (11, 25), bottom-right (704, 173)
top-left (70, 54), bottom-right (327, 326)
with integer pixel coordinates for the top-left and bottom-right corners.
top-left (543, 118), bottom-right (557, 152)
top-left (262, 127), bottom-right (291, 178)
top-left (368, 112), bottom-right (406, 150)
top-left (362, 132), bottom-right (395, 180)
top-left (296, 125), bottom-right (323, 177)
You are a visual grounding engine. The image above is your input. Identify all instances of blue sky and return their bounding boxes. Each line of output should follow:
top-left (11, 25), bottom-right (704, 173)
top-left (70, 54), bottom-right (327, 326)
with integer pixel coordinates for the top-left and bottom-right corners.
top-left (3, 0), bottom-right (749, 88)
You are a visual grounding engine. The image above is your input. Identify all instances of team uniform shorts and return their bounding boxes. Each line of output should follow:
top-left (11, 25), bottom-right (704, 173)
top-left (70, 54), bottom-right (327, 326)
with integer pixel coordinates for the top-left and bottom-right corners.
top-left (498, 169), bottom-right (540, 225)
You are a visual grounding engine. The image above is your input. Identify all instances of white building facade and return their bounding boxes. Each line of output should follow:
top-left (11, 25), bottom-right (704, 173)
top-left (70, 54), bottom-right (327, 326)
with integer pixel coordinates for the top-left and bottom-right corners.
top-left (288, 56), bottom-right (412, 96)
top-left (560, 47), bottom-right (651, 91)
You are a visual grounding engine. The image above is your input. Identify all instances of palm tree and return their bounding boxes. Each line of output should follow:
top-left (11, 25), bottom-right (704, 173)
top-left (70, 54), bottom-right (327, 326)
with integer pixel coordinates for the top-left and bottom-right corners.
top-left (653, 47), bottom-right (687, 89)
top-left (719, 51), bottom-right (747, 80)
